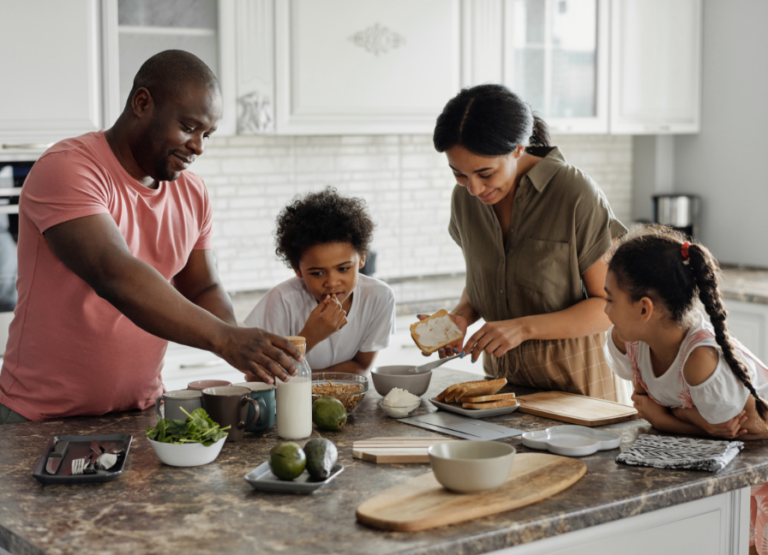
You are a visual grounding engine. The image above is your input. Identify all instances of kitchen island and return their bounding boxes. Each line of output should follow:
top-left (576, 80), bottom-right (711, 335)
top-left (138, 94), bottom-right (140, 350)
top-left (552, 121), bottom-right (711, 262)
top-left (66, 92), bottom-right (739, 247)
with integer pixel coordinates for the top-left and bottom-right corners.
top-left (1, 368), bottom-right (766, 555)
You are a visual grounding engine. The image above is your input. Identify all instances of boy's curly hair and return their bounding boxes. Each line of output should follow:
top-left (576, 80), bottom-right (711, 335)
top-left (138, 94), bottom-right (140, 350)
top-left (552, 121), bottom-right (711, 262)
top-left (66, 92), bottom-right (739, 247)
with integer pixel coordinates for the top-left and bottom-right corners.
top-left (275, 186), bottom-right (375, 269)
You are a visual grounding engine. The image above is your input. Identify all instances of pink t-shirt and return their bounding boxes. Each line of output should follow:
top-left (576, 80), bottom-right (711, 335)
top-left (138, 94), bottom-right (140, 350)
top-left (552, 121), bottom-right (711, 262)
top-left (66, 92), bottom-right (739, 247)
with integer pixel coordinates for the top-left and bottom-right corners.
top-left (0, 132), bottom-right (213, 420)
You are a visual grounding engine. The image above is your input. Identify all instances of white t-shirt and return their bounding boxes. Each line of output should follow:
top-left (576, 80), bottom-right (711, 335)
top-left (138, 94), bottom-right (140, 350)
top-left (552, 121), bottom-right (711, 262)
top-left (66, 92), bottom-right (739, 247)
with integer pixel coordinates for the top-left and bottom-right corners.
top-left (244, 274), bottom-right (396, 370)
top-left (603, 311), bottom-right (768, 424)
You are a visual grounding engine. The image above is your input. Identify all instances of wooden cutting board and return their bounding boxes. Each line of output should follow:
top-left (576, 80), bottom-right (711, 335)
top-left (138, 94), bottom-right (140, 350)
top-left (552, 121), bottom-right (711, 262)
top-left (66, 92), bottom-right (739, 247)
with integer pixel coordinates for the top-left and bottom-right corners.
top-left (356, 453), bottom-right (586, 531)
top-left (516, 391), bottom-right (638, 426)
top-left (352, 437), bottom-right (455, 464)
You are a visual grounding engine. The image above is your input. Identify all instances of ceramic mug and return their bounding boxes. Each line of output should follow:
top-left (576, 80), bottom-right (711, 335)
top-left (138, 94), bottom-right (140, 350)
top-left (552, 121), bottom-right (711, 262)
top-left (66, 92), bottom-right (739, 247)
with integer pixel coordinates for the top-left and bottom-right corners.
top-left (201, 386), bottom-right (259, 442)
top-left (187, 379), bottom-right (231, 391)
top-left (234, 382), bottom-right (276, 434)
top-left (155, 389), bottom-right (203, 421)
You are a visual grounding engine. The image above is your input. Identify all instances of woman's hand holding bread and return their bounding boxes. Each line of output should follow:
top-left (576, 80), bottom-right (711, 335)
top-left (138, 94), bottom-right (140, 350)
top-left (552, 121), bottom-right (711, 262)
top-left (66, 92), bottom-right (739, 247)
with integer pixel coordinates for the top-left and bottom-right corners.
top-left (301, 295), bottom-right (348, 351)
top-left (463, 319), bottom-right (530, 363)
top-left (412, 310), bottom-right (468, 358)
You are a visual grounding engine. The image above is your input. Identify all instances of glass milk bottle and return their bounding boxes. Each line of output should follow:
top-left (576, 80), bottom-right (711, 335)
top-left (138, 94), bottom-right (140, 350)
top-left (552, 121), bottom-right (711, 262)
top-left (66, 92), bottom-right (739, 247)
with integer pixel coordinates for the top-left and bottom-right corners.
top-left (276, 336), bottom-right (312, 440)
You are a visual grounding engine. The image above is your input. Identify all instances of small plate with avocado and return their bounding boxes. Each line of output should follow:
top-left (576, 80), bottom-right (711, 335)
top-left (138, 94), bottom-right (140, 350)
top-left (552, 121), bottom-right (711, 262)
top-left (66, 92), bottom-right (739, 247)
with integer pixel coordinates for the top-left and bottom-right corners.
top-left (244, 462), bottom-right (344, 494)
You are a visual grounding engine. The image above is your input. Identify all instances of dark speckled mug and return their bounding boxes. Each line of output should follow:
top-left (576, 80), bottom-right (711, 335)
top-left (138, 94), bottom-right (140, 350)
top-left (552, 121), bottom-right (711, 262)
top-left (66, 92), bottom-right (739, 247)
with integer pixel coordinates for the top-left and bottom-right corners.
top-left (202, 386), bottom-right (259, 442)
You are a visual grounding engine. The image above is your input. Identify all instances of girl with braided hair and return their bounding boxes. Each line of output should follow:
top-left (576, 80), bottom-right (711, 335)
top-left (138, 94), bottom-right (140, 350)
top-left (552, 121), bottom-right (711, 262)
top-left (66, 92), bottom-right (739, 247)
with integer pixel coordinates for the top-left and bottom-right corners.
top-left (603, 225), bottom-right (768, 439)
top-left (602, 225), bottom-right (768, 554)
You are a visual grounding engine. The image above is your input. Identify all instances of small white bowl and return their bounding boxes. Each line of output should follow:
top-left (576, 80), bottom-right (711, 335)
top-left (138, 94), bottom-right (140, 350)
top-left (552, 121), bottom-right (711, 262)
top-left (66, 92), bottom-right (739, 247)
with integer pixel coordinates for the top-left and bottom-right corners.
top-left (147, 437), bottom-right (226, 467)
top-left (378, 399), bottom-right (420, 419)
top-left (428, 441), bottom-right (515, 493)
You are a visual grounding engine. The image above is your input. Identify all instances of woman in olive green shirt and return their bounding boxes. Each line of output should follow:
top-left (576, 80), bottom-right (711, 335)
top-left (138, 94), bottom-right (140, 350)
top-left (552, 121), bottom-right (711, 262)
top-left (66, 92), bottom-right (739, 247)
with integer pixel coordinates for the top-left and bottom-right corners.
top-left (430, 84), bottom-right (626, 400)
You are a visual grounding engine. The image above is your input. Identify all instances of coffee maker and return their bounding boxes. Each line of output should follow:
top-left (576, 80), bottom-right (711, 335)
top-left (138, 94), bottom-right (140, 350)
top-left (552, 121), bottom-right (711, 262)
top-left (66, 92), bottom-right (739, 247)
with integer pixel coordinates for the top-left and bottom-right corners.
top-left (652, 194), bottom-right (701, 241)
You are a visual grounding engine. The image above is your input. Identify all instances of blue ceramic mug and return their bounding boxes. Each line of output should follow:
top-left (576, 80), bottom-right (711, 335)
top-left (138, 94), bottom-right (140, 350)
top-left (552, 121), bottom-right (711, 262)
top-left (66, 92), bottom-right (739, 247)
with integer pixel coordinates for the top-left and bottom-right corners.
top-left (234, 382), bottom-right (276, 433)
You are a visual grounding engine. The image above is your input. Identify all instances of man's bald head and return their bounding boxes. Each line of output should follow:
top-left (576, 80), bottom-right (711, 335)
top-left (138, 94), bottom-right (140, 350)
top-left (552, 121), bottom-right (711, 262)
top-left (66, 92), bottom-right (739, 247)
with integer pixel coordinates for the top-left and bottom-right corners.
top-left (126, 50), bottom-right (220, 109)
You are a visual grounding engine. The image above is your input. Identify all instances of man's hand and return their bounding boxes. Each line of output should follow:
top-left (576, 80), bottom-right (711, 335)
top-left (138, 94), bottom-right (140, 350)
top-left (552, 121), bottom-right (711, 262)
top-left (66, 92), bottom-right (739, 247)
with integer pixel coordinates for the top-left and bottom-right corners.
top-left (415, 313), bottom-right (468, 358)
top-left (220, 327), bottom-right (303, 385)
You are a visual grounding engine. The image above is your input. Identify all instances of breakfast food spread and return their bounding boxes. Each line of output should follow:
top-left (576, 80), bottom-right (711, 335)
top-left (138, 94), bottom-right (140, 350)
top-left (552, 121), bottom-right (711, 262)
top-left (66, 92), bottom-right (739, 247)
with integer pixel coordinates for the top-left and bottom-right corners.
top-left (434, 378), bottom-right (516, 410)
top-left (410, 309), bottom-right (465, 354)
top-left (382, 388), bottom-right (420, 417)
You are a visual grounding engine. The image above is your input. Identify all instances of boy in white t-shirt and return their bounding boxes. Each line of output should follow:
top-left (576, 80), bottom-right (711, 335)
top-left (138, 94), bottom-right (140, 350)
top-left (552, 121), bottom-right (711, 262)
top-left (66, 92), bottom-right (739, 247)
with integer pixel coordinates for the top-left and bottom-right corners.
top-left (245, 187), bottom-right (395, 375)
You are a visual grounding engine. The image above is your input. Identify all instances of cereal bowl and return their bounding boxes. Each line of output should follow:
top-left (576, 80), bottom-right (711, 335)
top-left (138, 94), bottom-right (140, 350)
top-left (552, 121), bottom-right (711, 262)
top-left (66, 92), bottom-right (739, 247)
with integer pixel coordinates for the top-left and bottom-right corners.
top-left (370, 365), bottom-right (432, 397)
top-left (428, 441), bottom-right (515, 493)
top-left (311, 373), bottom-right (368, 415)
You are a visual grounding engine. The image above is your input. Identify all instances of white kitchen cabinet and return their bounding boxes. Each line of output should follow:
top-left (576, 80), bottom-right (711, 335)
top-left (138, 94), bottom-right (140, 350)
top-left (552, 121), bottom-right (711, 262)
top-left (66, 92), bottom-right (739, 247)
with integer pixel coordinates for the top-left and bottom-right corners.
top-left (0, 0), bottom-right (102, 155)
top-left (609, 0), bottom-right (702, 134)
top-left (502, 0), bottom-right (610, 134)
top-left (274, 0), bottom-right (462, 135)
top-left (723, 299), bottom-right (768, 363)
top-left (489, 487), bottom-right (749, 555)
top-left (101, 0), bottom-right (237, 135)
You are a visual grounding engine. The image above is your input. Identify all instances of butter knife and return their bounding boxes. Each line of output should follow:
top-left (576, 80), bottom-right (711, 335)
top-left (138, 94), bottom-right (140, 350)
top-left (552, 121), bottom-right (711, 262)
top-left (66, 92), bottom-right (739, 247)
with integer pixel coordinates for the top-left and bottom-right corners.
top-left (45, 440), bottom-right (69, 474)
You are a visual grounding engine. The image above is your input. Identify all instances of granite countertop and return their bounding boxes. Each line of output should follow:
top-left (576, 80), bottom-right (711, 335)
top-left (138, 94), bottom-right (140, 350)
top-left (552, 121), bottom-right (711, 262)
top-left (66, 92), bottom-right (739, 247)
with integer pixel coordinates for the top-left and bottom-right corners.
top-left (2, 368), bottom-right (768, 555)
top-left (720, 267), bottom-right (768, 305)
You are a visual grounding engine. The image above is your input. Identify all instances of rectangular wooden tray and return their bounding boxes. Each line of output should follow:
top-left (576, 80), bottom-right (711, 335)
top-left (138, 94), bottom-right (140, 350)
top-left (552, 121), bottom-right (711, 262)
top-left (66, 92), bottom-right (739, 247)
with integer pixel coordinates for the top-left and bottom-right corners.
top-left (516, 391), bottom-right (638, 426)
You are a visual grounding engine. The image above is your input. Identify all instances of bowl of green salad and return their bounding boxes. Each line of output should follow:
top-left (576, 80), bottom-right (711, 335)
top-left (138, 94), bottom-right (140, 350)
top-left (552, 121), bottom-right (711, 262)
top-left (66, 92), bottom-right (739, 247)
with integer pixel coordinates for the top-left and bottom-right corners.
top-left (146, 408), bottom-right (229, 467)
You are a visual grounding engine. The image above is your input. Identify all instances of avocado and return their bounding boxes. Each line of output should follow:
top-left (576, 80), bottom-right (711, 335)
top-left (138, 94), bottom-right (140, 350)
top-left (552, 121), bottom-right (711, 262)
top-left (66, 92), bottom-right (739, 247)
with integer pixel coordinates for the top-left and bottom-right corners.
top-left (304, 438), bottom-right (338, 480)
top-left (269, 442), bottom-right (306, 480)
top-left (312, 396), bottom-right (347, 431)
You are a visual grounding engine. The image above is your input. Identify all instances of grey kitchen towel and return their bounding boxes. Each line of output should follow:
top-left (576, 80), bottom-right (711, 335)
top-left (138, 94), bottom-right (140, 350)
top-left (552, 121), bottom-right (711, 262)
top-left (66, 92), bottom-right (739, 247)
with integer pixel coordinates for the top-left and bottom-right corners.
top-left (616, 434), bottom-right (744, 472)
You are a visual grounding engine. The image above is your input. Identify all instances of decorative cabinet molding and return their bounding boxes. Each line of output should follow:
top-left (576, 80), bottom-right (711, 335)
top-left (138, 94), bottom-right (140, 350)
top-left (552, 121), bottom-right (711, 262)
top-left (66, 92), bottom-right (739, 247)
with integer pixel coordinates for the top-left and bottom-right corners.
top-left (609, 0), bottom-right (702, 134)
top-left (275, 0), bottom-right (462, 135)
top-left (0, 0), bottom-right (102, 151)
top-left (236, 0), bottom-right (275, 135)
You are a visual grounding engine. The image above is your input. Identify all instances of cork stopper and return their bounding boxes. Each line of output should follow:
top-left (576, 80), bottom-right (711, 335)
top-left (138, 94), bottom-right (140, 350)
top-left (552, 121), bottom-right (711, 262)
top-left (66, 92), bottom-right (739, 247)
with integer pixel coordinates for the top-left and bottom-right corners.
top-left (286, 336), bottom-right (306, 355)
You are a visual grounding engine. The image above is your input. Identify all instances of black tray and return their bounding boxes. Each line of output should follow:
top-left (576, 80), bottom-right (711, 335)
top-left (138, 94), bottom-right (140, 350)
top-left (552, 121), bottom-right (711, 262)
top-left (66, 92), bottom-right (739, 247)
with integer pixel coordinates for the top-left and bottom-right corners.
top-left (32, 433), bottom-right (133, 485)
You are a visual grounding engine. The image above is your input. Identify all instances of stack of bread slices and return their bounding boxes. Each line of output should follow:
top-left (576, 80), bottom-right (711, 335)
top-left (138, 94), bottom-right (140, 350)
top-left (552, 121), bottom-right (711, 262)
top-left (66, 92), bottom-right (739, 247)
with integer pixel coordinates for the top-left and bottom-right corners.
top-left (435, 378), bottom-right (517, 409)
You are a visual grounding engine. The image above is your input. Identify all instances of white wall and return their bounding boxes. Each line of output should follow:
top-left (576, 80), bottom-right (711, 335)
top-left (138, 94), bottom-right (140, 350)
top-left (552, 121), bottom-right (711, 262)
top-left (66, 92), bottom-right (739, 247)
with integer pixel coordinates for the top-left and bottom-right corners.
top-left (672, 0), bottom-right (768, 267)
top-left (193, 134), bottom-right (632, 293)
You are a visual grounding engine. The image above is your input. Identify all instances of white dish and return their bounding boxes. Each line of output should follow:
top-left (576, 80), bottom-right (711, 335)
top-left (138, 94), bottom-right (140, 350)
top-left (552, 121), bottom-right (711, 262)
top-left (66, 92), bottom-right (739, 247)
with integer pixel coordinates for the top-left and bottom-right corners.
top-left (147, 437), bottom-right (226, 467)
top-left (429, 397), bottom-right (520, 419)
top-left (521, 425), bottom-right (621, 457)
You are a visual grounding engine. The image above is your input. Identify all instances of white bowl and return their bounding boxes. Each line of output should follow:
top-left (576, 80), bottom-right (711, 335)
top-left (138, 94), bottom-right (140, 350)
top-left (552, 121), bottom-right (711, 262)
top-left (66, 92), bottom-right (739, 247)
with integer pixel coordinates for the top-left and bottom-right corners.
top-left (428, 441), bottom-right (515, 493)
top-left (370, 365), bottom-right (432, 397)
top-left (378, 399), bottom-right (421, 419)
top-left (147, 437), bottom-right (226, 467)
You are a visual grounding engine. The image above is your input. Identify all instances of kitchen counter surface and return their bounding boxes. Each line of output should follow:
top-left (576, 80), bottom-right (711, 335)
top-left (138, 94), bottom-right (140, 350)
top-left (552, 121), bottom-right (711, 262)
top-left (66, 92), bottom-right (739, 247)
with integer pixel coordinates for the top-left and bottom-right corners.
top-left (721, 267), bottom-right (768, 305)
top-left (2, 368), bottom-right (768, 555)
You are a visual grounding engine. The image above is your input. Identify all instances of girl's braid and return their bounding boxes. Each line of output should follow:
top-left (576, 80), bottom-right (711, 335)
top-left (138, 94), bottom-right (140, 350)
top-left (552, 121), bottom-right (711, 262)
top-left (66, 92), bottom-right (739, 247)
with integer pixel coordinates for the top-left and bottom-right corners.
top-left (687, 244), bottom-right (768, 421)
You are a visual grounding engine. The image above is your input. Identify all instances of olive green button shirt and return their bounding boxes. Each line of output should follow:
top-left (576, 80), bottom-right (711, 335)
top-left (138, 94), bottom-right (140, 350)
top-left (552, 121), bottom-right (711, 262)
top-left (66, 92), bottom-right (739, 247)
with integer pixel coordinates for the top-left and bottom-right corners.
top-left (449, 146), bottom-right (627, 323)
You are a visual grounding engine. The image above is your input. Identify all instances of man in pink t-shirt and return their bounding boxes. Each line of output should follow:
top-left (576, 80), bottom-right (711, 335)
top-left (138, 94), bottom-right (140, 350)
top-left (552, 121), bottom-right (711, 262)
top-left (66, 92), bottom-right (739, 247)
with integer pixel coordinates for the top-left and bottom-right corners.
top-left (0, 51), bottom-right (301, 422)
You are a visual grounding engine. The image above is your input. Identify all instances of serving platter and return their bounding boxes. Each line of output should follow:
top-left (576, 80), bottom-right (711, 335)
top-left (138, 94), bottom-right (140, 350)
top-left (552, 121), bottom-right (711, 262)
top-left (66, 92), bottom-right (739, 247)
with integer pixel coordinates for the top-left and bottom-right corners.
top-left (521, 425), bottom-right (621, 457)
top-left (429, 397), bottom-right (520, 419)
top-left (244, 462), bottom-right (344, 494)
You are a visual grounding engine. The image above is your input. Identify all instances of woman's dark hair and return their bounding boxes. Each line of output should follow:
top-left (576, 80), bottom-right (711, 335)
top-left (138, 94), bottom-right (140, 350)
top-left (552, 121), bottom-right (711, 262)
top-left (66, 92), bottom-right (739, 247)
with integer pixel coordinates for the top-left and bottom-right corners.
top-left (275, 186), bottom-right (374, 269)
top-left (608, 225), bottom-right (768, 421)
top-left (433, 84), bottom-right (550, 155)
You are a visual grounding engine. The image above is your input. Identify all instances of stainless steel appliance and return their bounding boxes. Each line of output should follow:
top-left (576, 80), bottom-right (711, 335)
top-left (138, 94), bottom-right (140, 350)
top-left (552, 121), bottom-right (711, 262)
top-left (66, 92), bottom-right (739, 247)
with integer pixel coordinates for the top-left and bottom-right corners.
top-left (652, 194), bottom-right (701, 241)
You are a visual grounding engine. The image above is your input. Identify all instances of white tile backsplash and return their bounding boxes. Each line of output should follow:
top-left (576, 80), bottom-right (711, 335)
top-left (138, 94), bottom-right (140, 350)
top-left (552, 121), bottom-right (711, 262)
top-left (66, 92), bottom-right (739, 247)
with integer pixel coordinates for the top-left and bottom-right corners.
top-left (195, 134), bottom-right (632, 293)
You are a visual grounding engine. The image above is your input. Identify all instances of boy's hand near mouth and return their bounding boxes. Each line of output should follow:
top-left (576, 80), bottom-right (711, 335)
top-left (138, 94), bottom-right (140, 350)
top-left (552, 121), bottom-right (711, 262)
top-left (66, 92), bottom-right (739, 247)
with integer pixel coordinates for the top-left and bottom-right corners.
top-left (301, 294), bottom-right (348, 353)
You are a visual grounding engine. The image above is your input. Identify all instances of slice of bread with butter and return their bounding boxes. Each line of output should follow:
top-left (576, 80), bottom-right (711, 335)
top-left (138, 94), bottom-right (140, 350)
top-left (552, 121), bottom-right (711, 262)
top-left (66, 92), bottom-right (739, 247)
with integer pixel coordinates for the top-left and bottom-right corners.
top-left (410, 309), bottom-right (465, 355)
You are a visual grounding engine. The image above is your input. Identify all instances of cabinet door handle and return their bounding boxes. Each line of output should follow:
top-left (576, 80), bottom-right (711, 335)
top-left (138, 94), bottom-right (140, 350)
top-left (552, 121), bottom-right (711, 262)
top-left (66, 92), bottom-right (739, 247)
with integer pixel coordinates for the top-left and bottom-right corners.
top-left (2, 143), bottom-right (53, 150)
top-left (180, 360), bottom-right (223, 369)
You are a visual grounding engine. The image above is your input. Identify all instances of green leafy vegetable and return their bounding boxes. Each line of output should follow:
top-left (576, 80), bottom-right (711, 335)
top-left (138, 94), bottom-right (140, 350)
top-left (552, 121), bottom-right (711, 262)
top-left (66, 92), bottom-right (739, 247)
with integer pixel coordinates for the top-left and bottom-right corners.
top-left (146, 407), bottom-right (229, 446)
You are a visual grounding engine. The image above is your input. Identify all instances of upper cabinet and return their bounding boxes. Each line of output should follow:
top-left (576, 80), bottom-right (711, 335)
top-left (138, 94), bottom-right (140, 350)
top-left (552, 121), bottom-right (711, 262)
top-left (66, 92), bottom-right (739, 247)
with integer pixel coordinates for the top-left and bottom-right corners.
top-left (0, 0), bottom-right (102, 154)
top-left (609, 0), bottom-right (702, 134)
top-left (503, 0), bottom-right (610, 134)
top-left (102, 0), bottom-right (237, 135)
top-left (271, 0), bottom-right (462, 135)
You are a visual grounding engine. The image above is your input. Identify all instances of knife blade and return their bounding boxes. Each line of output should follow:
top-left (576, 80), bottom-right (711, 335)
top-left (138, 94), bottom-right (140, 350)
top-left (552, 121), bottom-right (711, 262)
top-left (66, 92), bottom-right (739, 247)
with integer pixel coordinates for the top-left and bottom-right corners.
top-left (46, 440), bottom-right (69, 474)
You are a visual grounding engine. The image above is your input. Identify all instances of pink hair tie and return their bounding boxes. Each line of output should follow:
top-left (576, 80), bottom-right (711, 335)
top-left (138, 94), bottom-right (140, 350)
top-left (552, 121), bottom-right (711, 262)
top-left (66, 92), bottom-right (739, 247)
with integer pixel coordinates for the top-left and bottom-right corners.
top-left (681, 241), bottom-right (691, 260)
